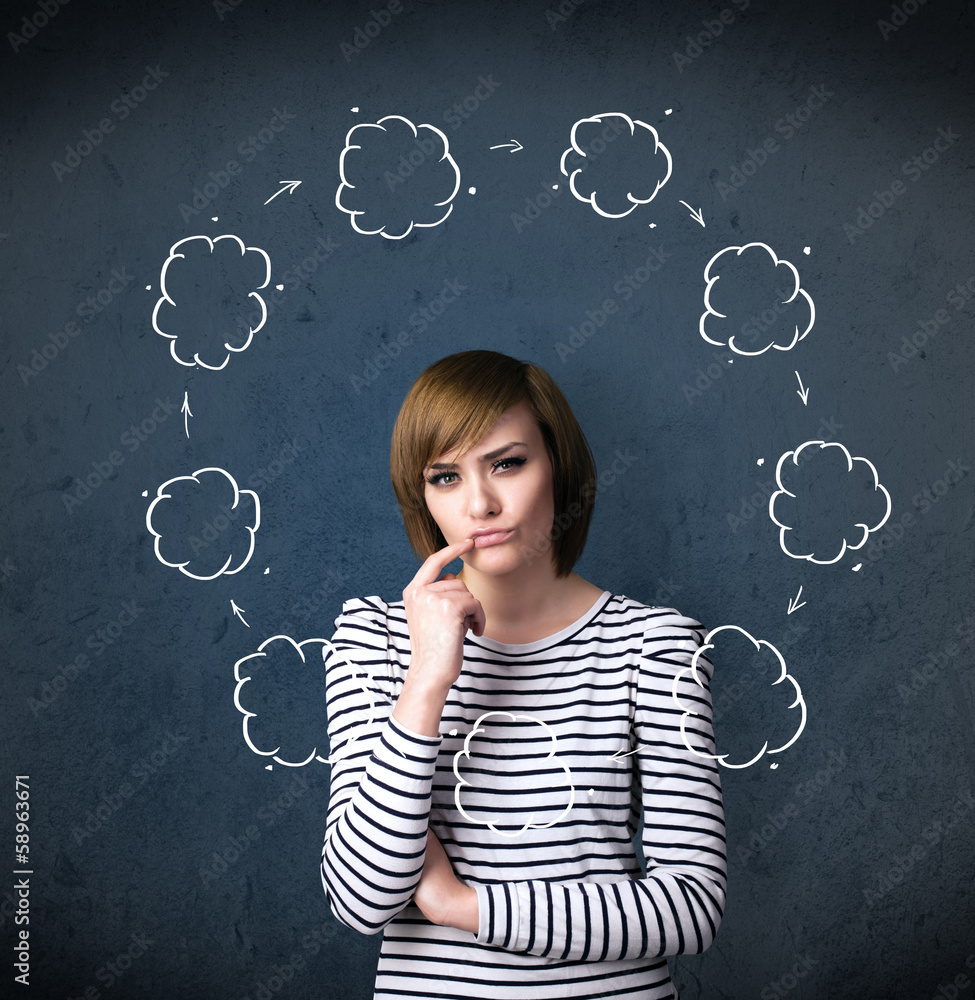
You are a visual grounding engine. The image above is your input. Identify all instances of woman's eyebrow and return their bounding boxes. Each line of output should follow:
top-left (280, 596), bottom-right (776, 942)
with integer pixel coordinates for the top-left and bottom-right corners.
top-left (427, 441), bottom-right (528, 470)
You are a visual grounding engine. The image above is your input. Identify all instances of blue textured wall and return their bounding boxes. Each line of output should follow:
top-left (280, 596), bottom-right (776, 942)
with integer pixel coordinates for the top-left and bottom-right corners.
top-left (3, 0), bottom-right (973, 996)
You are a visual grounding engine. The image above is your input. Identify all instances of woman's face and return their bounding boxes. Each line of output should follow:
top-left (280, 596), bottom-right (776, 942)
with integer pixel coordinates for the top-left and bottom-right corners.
top-left (422, 401), bottom-right (556, 577)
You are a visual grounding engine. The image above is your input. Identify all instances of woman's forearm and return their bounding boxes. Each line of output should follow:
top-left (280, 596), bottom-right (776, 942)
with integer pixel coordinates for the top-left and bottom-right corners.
top-left (391, 663), bottom-right (452, 737)
top-left (321, 715), bottom-right (441, 934)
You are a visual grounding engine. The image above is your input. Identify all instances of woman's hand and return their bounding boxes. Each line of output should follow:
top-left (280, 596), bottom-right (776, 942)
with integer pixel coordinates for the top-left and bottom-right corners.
top-left (393, 538), bottom-right (485, 736)
top-left (413, 830), bottom-right (478, 935)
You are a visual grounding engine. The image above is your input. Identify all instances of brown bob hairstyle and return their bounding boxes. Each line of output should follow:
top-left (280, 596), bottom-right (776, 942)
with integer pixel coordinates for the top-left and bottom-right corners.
top-left (389, 350), bottom-right (597, 578)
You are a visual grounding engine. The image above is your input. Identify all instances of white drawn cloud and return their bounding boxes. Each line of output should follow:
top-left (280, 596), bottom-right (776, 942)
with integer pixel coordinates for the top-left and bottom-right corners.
top-left (335, 115), bottom-right (461, 239)
top-left (700, 242), bottom-right (814, 356)
top-left (234, 636), bottom-right (331, 767)
top-left (146, 467), bottom-right (260, 580)
top-left (559, 112), bottom-right (672, 218)
top-left (235, 632), bottom-right (396, 768)
top-left (152, 234), bottom-right (271, 370)
top-left (453, 711), bottom-right (575, 838)
top-left (674, 625), bottom-right (806, 769)
top-left (769, 441), bottom-right (891, 564)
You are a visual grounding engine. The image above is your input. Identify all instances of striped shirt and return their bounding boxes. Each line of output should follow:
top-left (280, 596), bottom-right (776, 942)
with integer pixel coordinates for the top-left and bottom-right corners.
top-left (320, 591), bottom-right (726, 999)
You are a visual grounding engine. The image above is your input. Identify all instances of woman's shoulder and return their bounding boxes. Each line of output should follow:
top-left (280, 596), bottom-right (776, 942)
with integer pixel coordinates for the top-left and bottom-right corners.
top-left (335, 595), bottom-right (389, 619)
top-left (330, 595), bottom-right (411, 647)
top-left (605, 592), bottom-right (705, 633)
top-left (329, 595), bottom-right (392, 647)
top-left (334, 595), bottom-right (411, 622)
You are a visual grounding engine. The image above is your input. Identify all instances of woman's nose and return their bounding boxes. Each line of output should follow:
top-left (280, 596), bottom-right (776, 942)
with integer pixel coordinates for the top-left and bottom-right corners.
top-left (466, 476), bottom-right (499, 517)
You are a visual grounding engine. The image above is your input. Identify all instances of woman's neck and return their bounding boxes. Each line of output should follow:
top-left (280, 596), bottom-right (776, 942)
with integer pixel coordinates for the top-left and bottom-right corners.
top-left (457, 562), bottom-right (601, 643)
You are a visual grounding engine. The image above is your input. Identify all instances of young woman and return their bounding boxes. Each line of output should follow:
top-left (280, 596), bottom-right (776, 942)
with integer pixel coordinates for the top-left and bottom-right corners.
top-left (320, 350), bottom-right (726, 999)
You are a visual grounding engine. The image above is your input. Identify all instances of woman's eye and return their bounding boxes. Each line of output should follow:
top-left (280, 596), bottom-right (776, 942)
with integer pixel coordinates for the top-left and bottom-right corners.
top-left (426, 457), bottom-right (524, 487)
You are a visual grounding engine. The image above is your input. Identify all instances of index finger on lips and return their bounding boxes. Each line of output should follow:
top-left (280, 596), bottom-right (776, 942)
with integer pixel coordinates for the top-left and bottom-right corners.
top-left (414, 538), bottom-right (474, 587)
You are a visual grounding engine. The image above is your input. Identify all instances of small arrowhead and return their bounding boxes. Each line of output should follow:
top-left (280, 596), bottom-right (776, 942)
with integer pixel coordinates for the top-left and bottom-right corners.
top-left (678, 200), bottom-right (706, 227)
top-left (181, 392), bottom-right (192, 438)
top-left (264, 181), bottom-right (302, 205)
top-left (787, 586), bottom-right (807, 615)
top-left (489, 139), bottom-right (523, 153)
top-left (795, 370), bottom-right (809, 406)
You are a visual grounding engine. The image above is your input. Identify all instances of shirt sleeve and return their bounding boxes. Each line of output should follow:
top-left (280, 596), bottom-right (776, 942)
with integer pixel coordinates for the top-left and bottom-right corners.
top-left (319, 596), bottom-right (443, 935)
top-left (474, 610), bottom-right (727, 961)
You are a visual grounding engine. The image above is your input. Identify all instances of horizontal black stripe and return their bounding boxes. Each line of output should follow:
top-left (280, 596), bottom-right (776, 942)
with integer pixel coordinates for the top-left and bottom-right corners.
top-left (322, 594), bottom-right (727, 999)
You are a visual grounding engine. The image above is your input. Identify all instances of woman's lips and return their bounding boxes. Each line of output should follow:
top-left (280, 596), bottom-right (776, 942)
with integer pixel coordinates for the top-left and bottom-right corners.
top-left (470, 529), bottom-right (514, 548)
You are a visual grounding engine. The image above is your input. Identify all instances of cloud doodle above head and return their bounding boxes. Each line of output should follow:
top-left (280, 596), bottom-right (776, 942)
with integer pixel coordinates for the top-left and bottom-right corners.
top-left (152, 234), bottom-right (271, 371)
top-left (453, 711), bottom-right (575, 838)
top-left (145, 467), bottom-right (260, 580)
top-left (335, 115), bottom-right (461, 239)
top-left (674, 625), bottom-right (807, 769)
top-left (234, 636), bottom-right (339, 768)
top-left (700, 242), bottom-right (815, 355)
top-left (559, 112), bottom-right (672, 218)
top-left (769, 441), bottom-right (892, 564)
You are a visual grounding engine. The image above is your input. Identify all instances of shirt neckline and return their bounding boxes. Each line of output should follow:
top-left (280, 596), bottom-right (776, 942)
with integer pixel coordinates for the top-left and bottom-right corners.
top-left (465, 590), bottom-right (613, 655)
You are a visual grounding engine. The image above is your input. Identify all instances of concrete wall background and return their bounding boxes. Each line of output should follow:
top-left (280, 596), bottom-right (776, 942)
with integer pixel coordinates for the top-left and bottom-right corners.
top-left (3, 0), bottom-right (973, 996)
